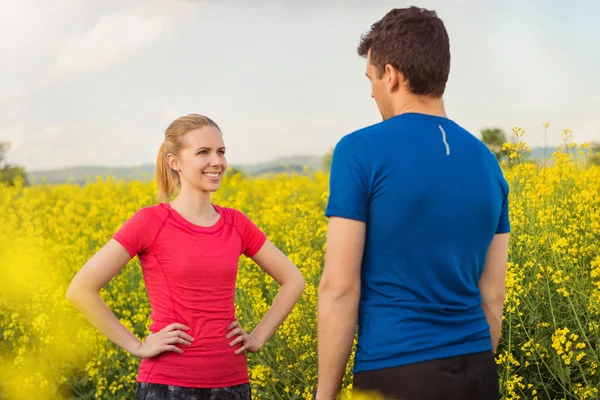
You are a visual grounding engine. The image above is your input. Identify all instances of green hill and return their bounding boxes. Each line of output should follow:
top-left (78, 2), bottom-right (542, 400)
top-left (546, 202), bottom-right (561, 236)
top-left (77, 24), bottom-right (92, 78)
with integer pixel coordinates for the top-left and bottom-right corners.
top-left (27, 155), bottom-right (324, 185)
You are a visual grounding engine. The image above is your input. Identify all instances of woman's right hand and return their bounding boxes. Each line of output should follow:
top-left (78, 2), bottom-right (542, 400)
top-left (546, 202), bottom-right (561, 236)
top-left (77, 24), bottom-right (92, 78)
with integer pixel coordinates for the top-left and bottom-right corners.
top-left (132, 323), bottom-right (194, 359)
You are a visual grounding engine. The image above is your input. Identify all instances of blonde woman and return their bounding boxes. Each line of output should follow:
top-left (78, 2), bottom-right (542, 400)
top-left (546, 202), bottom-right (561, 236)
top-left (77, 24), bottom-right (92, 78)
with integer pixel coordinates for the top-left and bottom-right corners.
top-left (67, 114), bottom-right (305, 399)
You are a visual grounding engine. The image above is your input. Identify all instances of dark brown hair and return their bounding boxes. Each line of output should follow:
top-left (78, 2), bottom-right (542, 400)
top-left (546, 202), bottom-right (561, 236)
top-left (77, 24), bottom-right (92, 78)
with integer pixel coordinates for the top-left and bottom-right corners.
top-left (358, 7), bottom-right (450, 97)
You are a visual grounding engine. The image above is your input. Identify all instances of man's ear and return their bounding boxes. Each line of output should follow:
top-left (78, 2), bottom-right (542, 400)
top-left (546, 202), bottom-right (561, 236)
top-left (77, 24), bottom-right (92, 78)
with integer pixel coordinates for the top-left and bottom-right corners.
top-left (385, 64), bottom-right (404, 92)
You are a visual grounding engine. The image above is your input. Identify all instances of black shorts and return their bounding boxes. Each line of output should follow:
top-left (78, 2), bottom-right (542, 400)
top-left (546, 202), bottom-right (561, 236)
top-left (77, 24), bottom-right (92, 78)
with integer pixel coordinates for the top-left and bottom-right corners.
top-left (135, 382), bottom-right (251, 400)
top-left (353, 350), bottom-right (499, 400)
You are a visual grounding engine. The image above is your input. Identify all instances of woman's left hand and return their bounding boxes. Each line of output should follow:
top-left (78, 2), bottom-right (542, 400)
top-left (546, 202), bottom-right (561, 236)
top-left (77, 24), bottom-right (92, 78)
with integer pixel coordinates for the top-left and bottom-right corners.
top-left (226, 318), bottom-right (264, 354)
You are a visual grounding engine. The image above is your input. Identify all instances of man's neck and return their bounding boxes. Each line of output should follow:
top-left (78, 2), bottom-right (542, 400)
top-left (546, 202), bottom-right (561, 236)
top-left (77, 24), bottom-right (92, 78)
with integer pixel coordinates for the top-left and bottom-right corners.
top-left (391, 96), bottom-right (447, 119)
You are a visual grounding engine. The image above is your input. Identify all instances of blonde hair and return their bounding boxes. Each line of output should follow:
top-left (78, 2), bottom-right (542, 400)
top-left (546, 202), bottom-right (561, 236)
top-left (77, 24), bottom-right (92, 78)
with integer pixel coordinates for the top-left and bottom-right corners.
top-left (156, 114), bottom-right (221, 201)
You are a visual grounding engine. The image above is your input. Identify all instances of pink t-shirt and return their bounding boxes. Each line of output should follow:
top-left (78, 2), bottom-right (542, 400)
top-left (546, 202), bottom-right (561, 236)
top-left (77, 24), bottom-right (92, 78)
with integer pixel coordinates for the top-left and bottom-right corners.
top-left (112, 202), bottom-right (267, 388)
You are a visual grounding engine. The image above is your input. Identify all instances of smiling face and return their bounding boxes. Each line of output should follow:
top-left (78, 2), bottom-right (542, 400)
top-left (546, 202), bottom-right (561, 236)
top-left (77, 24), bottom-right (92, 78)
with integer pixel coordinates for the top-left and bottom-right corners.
top-left (167, 126), bottom-right (227, 194)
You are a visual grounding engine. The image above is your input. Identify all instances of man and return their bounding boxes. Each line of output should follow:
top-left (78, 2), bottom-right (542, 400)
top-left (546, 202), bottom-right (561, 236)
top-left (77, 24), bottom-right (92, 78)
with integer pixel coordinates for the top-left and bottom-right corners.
top-left (316, 7), bottom-right (509, 400)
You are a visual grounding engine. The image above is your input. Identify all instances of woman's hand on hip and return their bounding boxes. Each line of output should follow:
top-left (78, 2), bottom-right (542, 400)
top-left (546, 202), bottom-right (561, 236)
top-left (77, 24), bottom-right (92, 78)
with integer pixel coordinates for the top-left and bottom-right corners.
top-left (133, 323), bottom-right (193, 359)
top-left (226, 318), bottom-right (264, 355)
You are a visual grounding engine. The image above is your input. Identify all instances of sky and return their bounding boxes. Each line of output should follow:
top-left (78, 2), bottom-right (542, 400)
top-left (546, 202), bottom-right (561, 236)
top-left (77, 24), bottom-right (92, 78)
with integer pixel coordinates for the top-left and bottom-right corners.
top-left (1, 0), bottom-right (599, 171)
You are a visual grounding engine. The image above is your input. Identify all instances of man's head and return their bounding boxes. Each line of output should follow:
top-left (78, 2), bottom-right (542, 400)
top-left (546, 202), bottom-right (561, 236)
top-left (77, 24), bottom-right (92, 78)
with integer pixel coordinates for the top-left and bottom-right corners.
top-left (358, 7), bottom-right (450, 120)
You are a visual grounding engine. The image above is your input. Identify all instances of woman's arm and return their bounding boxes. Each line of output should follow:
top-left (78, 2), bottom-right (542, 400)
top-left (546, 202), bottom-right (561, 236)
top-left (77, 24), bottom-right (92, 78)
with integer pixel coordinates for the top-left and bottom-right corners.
top-left (227, 239), bottom-right (305, 353)
top-left (66, 239), bottom-right (193, 358)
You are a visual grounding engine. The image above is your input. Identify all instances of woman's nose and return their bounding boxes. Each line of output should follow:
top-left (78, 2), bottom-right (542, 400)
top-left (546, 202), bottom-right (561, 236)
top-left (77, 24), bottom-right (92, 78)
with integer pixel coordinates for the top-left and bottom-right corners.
top-left (210, 154), bottom-right (221, 166)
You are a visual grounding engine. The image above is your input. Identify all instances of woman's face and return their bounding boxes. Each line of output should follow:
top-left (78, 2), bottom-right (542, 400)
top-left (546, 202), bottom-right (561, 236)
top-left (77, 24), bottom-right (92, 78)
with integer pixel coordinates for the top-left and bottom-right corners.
top-left (170, 126), bottom-right (228, 193)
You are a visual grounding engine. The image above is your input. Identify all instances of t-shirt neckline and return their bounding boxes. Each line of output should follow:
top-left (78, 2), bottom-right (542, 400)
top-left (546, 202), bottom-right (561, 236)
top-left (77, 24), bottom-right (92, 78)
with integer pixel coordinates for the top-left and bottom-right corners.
top-left (391, 112), bottom-right (452, 123)
top-left (161, 202), bottom-right (225, 233)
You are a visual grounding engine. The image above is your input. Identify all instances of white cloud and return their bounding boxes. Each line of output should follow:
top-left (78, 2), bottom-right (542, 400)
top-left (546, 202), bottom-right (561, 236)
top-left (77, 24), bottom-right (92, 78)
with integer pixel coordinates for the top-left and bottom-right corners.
top-left (30, 125), bottom-right (65, 142)
top-left (162, 108), bottom-right (184, 124)
top-left (0, 125), bottom-right (69, 169)
top-left (1, 0), bottom-right (84, 55)
top-left (56, 13), bottom-right (166, 71)
top-left (0, 87), bottom-right (22, 103)
top-left (0, 126), bottom-right (25, 152)
top-left (1, 124), bottom-right (65, 152)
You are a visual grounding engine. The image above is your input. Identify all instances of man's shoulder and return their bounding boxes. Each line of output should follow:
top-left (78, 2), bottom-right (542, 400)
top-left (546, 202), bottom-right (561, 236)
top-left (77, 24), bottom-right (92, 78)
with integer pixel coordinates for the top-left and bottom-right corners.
top-left (334, 121), bottom-right (390, 153)
top-left (352, 119), bottom-right (396, 139)
top-left (340, 113), bottom-right (440, 144)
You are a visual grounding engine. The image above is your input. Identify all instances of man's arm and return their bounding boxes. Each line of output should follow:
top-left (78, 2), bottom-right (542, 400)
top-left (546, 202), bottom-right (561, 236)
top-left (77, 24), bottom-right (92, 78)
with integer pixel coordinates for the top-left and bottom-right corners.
top-left (479, 232), bottom-right (509, 353)
top-left (316, 216), bottom-right (365, 400)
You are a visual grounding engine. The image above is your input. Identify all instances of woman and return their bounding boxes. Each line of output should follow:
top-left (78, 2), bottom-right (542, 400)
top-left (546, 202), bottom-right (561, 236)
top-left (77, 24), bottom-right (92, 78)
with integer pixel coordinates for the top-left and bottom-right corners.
top-left (66, 114), bottom-right (305, 399)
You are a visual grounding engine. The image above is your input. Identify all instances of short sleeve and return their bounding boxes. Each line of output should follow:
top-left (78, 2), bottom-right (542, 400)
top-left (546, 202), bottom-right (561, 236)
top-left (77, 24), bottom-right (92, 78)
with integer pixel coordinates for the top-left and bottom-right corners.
top-left (496, 175), bottom-right (511, 234)
top-left (325, 133), bottom-right (373, 222)
top-left (112, 207), bottom-right (155, 258)
top-left (234, 210), bottom-right (267, 258)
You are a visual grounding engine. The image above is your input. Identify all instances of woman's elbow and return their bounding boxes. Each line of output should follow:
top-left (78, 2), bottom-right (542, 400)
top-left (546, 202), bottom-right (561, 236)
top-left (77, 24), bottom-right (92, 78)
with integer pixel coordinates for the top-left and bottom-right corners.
top-left (65, 282), bottom-right (79, 302)
top-left (293, 270), bottom-right (306, 296)
top-left (283, 269), bottom-right (305, 300)
top-left (65, 278), bottom-right (91, 303)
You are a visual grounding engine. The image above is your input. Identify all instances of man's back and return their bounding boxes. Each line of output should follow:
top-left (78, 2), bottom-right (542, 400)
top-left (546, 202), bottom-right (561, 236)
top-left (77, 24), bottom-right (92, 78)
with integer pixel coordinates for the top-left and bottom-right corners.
top-left (316, 7), bottom-right (506, 400)
top-left (325, 112), bottom-right (510, 373)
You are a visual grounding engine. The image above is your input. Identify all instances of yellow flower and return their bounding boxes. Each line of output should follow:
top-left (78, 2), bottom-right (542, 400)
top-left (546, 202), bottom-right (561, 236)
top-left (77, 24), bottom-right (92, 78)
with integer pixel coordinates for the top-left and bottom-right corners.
top-left (2, 128), bottom-right (600, 398)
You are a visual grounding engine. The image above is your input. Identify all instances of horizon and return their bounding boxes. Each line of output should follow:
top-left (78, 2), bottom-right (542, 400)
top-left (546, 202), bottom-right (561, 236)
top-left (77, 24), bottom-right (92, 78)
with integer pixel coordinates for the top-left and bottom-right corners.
top-left (27, 152), bottom-right (324, 172)
top-left (27, 143), bottom-right (570, 174)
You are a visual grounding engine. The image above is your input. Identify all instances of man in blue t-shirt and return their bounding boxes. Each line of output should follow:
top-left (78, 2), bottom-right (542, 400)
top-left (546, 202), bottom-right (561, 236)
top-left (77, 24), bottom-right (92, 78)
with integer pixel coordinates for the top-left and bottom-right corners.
top-left (315, 7), bottom-right (510, 400)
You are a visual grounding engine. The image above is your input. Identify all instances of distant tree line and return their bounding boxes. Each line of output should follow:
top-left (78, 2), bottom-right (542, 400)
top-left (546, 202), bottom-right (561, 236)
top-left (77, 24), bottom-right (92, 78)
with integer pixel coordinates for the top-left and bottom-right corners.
top-left (2, 130), bottom-right (599, 187)
top-left (480, 127), bottom-right (600, 166)
top-left (0, 141), bottom-right (28, 185)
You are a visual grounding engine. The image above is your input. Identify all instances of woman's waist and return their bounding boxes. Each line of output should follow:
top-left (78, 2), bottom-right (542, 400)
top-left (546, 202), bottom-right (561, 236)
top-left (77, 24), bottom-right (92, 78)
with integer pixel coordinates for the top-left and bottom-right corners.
top-left (149, 309), bottom-right (237, 331)
top-left (149, 315), bottom-right (242, 350)
top-left (138, 348), bottom-right (248, 386)
top-left (146, 341), bottom-right (247, 361)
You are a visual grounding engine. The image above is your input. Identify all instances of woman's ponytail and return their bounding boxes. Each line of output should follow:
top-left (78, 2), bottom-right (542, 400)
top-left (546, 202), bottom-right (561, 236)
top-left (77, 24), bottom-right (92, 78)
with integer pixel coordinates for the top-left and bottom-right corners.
top-left (156, 141), bottom-right (177, 201)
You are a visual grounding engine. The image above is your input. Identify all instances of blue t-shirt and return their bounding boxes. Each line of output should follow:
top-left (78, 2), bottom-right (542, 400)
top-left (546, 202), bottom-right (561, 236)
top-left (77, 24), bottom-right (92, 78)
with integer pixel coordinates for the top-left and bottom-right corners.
top-left (325, 112), bottom-right (510, 373)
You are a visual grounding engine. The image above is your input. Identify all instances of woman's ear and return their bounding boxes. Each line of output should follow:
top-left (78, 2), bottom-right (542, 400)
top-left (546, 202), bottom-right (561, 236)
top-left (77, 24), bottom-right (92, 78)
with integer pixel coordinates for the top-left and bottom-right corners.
top-left (166, 153), bottom-right (180, 172)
